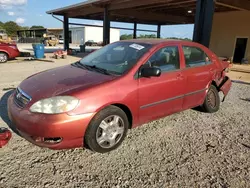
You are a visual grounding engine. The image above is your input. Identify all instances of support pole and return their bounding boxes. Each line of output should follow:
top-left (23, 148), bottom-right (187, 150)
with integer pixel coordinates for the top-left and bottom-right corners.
top-left (103, 7), bottom-right (110, 45)
top-left (157, 24), bottom-right (161, 38)
top-left (63, 15), bottom-right (69, 50)
top-left (133, 23), bottom-right (137, 39)
top-left (193, 0), bottom-right (215, 47)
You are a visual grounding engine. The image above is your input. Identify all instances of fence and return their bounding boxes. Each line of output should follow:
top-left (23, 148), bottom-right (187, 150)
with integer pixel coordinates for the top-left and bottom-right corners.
top-left (17, 37), bottom-right (43, 43)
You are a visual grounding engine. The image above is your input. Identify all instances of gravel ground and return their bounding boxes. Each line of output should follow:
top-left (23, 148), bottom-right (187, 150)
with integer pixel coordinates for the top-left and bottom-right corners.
top-left (0, 60), bottom-right (250, 188)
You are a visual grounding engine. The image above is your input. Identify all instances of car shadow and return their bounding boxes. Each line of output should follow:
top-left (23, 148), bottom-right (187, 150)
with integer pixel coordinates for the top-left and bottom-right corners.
top-left (232, 80), bottom-right (250, 86)
top-left (240, 98), bottom-right (250, 102)
top-left (0, 90), bottom-right (21, 136)
top-left (192, 106), bottom-right (205, 113)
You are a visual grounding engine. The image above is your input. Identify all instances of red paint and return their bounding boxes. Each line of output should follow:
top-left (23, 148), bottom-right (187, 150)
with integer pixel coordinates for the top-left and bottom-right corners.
top-left (0, 42), bottom-right (20, 59)
top-left (0, 128), bottom-right (12, 148)
top-left (7, 40), bottom-right (232, 150)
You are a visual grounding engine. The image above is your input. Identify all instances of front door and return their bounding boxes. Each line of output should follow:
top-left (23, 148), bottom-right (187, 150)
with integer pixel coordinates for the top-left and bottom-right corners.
top-left (138, 45), bottom-right (186, 124)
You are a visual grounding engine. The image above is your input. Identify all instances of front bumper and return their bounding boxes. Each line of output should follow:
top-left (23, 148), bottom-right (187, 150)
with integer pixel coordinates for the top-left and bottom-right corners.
top-left (7, 93), bottom-right (96, 150)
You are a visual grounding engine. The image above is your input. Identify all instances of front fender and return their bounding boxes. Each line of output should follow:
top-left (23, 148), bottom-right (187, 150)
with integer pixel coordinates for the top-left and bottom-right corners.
top-left (0, 50), bottom-right (10, 57)
top-left (219, 76), bottom-right (232, 102)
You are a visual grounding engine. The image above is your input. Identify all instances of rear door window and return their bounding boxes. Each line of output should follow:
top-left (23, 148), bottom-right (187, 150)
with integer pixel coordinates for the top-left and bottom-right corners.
top-left (182, 46), bottom-right (211, 68)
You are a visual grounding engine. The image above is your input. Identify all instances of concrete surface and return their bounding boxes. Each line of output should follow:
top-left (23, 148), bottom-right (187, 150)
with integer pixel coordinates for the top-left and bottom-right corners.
top-left (230, 64), bottom-right (250, 73)
top-left (0, 60), bottom-right (250, 188)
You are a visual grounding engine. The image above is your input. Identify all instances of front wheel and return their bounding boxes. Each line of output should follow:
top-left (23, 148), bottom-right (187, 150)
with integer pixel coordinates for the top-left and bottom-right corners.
top-left (202, 85), bottom-right (220, 113)
top-left (0, 52), bottom-right (8, 63)
top-left (84, 106), bottom-right (129, 153)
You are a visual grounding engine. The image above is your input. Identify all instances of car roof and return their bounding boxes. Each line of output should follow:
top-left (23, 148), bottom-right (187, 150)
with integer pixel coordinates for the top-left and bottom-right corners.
top-left (120, 39), bottom-right (183, 44)
top-left (118, 39), bottom-right (204, 48)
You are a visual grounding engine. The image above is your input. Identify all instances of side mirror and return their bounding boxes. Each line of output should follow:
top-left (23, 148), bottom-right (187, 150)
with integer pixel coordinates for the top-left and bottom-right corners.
top-left (140, 67), bottom-right (161, 78)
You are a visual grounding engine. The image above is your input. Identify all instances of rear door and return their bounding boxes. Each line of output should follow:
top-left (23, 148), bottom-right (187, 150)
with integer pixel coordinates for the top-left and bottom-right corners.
top-left (138, 45), bottom-right (186, 124)
top-left (181, 45), bottom-right (216, 109)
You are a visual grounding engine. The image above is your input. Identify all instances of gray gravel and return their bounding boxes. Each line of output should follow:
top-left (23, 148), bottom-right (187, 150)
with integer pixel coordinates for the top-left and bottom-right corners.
top-left (0, 61), bottom-right (250, 188)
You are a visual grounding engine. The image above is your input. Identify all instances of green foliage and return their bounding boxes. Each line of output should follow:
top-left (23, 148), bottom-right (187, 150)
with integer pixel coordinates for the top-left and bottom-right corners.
top-left (0, 21), bottom-right (34, 37)
top-left (120, 34), bottom-right (133, 40)
top-left (22, 26), bottom-right (30, 30)
top-left (166, 37), bottom-right (192, 41)
top-left (120, 34), bottom-right (191, 41)
top-left (0, 21), bottom-right (4, 29)
top-left (3, 21), bottom-right (21, 37)
top-left (30, 25), bottom-right (44, 29)
top-left (138, 34), bottom-right (157, 38)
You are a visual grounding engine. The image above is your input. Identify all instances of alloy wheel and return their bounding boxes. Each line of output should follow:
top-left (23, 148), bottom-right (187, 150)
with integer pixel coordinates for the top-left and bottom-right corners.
top-left (96, 115), bottom-right (125, 149)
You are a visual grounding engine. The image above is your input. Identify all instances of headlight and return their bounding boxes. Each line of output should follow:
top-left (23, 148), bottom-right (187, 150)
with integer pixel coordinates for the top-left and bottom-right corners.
top-left (30, 96), bottom-right (79, 114)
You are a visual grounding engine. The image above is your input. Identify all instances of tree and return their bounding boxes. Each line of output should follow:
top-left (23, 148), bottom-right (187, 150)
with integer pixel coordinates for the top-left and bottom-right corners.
top-left (138, 34), bottom-right (156, 38)
top-left (120, 34), bottom-right (133, 40)
top-left (30, 25), bottom-right (44, 29)
top-left (166, 37), bottom-right (192, 41)
top-left (4, 21), bottom-right (21, 37)
top-left (21, 26), bottom-right (30, 30)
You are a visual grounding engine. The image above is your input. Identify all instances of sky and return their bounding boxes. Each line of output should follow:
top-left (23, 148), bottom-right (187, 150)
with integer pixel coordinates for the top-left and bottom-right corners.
top-left (0, 0), bottom-right (194, 39)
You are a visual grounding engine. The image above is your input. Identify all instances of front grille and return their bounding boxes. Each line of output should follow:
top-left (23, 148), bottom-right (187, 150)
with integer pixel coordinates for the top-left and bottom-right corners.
top-left (14, 87), bottom-right (32, 108)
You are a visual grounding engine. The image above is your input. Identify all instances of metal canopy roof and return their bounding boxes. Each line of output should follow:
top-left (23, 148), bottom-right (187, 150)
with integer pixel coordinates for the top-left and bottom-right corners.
top-left (47, 0), bottom-right (250, 25)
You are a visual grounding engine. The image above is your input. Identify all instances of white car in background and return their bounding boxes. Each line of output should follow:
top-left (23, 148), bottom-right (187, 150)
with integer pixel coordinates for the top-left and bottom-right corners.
top-left (59, 38), bottom-right (64, 44)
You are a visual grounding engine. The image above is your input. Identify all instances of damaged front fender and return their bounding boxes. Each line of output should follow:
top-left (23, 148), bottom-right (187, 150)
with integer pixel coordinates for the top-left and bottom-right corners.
top-left (219, 76), bottom-right (232, 102)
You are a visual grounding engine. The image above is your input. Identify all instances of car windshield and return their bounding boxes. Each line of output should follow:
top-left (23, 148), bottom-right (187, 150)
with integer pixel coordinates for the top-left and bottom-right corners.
top-left (79, 41), bottom-right (152, 75)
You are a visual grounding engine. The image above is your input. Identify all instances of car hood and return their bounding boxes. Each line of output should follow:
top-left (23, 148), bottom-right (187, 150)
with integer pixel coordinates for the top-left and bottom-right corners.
top-left (19, 65), bottom-right (116, 101)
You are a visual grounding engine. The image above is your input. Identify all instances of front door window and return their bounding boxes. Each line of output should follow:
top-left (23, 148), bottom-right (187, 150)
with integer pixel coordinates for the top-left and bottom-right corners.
top-left (146, 46), bottom-right (180, 72)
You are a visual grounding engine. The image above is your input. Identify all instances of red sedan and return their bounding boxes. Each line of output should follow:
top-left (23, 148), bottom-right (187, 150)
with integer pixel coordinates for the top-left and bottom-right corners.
top-left (0, 42), bottom-right (20, 63)
top-left (7, 39), bottom-right (232, 153)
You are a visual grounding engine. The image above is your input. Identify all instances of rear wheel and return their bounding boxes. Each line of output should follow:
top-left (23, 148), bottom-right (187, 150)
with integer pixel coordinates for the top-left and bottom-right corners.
top-left (0, 52), bottom-right (8, 63)
top-left (202, 85), bottom-right (220, 113)
top-left (84, 106), bottom-right (129, 153)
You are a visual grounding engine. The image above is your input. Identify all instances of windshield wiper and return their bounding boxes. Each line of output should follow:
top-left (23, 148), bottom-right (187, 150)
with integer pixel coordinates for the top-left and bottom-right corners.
top-left (72, 62), bottom-right (112, 75)
top-left (72, 61), bottom-right (95, 71)
top-left (87, 65), bottom-right (112, 75)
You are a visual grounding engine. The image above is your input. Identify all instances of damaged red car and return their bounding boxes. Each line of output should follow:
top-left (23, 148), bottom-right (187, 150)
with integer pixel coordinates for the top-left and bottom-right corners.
top-left (7, 39), bottom-right (232, 153)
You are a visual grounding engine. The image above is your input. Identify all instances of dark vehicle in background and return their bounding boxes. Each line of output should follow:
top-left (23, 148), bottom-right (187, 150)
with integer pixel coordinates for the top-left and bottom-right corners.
top-left (85, 40), bottom-right (98, 46)
top-left (0, 42), bottom-right (20, 63)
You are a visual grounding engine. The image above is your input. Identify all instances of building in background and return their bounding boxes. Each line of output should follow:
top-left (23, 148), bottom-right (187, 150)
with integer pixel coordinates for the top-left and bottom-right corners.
top-left (17, 28), bottom-right (63, 43)
top-left (66, 26), bottom-right (120, 45)
top-left (210, 11), bottom-right (250, 63)
top-left (47, 0), bottom-right (250, 64)
top-left (17, 26), bottom-right (120, 45)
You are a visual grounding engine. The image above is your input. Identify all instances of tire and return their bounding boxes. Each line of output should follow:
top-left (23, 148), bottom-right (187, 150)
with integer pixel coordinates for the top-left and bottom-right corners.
top-left (84, 105), bottom-right (129, 153)
top-left (0, 52), bottom-right (8, 63)
top-left (202, 85), bottom-right (220, 113)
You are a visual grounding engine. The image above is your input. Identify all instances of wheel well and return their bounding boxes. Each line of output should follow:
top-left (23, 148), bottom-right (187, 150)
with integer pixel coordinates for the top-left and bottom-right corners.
top-left (112, 104), bottom-right (133, 129)
top-left (211, 80), bottom-right (219, 91)
top-left (0, 51), bottom-right (9, 58)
